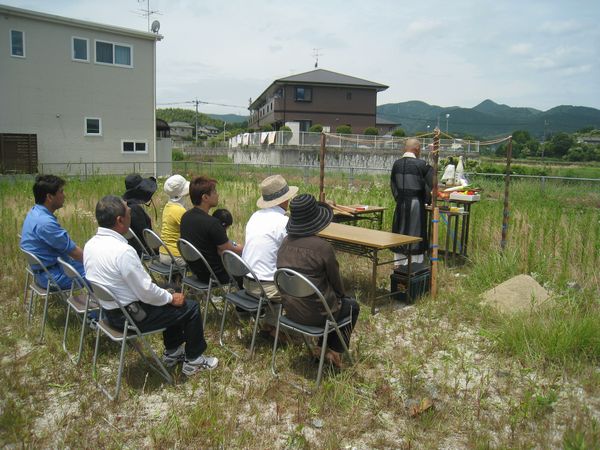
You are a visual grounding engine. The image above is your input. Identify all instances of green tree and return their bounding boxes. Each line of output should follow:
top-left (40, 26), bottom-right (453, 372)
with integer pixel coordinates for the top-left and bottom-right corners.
top-left (261, 124), bottom-right (273, 132)
top-left (392, 128), bottom-right (406, 137)
top-left (364, 127), bottom-right (379, 135)
top-left (309, 124), bottom-right (323, 132)
top-left (336, 125), bottom-right (352, 134)
top-left (546, 132), bottom-right (574, 158)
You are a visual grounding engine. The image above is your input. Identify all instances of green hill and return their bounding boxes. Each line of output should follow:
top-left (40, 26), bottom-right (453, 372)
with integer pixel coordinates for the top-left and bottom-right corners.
top-left (377, 100), bottom-right (600, 139)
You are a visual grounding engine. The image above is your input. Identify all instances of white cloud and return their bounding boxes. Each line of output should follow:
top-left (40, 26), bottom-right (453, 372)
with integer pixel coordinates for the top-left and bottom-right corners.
top-left (508, 43), bottom-right (533, 56)
top-left (538, 20), bottom-right (579, 34)
top-left (406, 19), bottom-right (443, 34)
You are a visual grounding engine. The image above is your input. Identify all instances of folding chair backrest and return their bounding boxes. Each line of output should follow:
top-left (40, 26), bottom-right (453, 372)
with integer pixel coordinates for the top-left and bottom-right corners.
top-left (20, 247), bottom-right (62, 289)
top-left (222, 250), bottom-right (265, 297)
top-left (274, 268), bottom-right (335, 319)
top-left (89, 281), bottom-right (140, 333)
top-left (125, 228), bottom-right (149, 256)
top-left (142, 228), bottom-right (163, 257)
top-left (178, 238), bottom-right (222, 284)
top-left (57, 257), bottom-right (88, 292)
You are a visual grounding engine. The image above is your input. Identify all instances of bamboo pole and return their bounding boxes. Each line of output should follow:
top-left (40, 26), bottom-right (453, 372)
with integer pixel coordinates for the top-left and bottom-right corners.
top-left (500, 136), bottom-right (513, 250)
top-left (430, 128), bottom-right (441, 298)
top-left (319, 132), bottom-right (326, 202)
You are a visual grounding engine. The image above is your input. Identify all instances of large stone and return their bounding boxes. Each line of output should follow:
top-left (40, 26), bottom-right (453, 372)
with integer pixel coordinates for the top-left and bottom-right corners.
top-left (481, 274), bottom-right (550, 313)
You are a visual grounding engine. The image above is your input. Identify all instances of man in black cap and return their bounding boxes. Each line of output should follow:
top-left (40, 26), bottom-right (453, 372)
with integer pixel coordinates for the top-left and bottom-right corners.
top-left (276, 193), bottom-right (359, 367)
top-left (123, 174), bottom-right (157, 256)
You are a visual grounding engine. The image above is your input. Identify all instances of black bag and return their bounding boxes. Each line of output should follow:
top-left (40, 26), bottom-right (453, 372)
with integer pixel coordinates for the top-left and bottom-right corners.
top-left (125, 302), bottom-right (147, 322)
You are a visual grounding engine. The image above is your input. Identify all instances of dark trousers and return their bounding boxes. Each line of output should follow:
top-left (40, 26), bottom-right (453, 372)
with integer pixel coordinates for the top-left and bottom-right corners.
top-left (105, 299), bottom-right (207, 360)
top-left (319, 296), bottom-right (360, 353)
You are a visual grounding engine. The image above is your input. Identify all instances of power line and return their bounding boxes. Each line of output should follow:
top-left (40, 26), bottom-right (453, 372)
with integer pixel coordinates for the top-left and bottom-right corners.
top-left (157, 99), bottom-right (247, 109)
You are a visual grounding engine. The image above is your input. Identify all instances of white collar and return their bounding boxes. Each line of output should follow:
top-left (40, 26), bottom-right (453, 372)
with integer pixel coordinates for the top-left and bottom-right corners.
top-left (402, 152), bottom-right (417, 159)
top-left (96, 227), bottom-right (128, 243)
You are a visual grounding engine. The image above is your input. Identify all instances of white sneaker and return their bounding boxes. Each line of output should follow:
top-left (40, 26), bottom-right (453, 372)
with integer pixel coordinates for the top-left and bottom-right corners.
top-left (162, 344), bottom-right (185, 368)
top-left (182, 354), bottom-right (219, 375)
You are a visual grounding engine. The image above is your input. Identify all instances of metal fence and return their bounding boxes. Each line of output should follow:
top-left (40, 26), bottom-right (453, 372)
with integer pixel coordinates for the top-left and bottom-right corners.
top-left (16, 160), bottom-right (597, 191)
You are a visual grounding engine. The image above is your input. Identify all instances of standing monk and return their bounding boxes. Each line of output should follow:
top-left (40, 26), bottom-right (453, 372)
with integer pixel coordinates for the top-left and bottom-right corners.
top-left (390, 138), bottom-right (434, 265)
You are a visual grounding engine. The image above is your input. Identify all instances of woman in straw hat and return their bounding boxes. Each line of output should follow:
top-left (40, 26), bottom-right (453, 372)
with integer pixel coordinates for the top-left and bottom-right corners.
top-left (159, 174), bottom-right (190, 268)
top-left (276, 194), bottom-right (360, 367)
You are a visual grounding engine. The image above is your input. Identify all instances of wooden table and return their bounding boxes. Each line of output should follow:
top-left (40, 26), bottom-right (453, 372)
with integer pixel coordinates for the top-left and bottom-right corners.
top-left (318, 222), bottom-right (422, 313)
top-left (332, 205), bottom-right (386, 230)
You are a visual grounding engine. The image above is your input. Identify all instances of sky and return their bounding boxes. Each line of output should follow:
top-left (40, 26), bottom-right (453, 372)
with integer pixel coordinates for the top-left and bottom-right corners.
top-left (4, 0), bottom-right (600, 115)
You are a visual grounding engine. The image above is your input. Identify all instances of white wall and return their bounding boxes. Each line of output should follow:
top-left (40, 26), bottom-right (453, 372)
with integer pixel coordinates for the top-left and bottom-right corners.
top-left (0, 9), bottom-right (158, 173)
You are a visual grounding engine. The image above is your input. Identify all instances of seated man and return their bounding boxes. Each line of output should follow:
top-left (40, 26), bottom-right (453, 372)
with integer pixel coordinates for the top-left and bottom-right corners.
top-left (20, 174), bottom-right (85, 289)
top-left (84, 195), bottom-right (217, 375)
top-left (180, 176), bottom-right (242, 284)
top-left (277, 194), bottom-right (360, 368)
top-left (242, 174), bottom-right (297, 302)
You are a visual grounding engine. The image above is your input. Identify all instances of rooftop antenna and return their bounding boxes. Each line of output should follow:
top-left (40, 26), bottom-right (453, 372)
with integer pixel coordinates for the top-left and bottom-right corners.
top-left (136, 0), bottom-right (161, 32)
top-left (312, 48), bottom-right (322, 68)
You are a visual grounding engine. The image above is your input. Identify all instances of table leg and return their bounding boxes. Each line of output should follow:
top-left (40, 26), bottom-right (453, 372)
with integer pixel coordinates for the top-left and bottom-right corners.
top-left (406, 252), bottom-right (413, 303)
top-left (371, 249), bottom-right (378, 314)
top-left (463, 205), bottom-right (471, 257)
top-left (444, 212), bottom-right (451, 264)
top-left (452, 213), bottom-right (459, 264)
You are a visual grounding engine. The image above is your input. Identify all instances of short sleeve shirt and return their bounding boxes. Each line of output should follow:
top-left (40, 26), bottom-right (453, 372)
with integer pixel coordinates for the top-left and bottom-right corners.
top-left (180, 207), bottom-right (229, 283)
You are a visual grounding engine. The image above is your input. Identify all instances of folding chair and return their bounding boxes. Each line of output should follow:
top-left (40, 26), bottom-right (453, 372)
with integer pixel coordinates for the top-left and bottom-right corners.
top-left (20, 248), bottom-right (68, 341)
top-left (272, 268), bottom-right (354, 388)
top-left (142, 229), bottom-right (184, 284)
top-left (57, 257), bottom-right (99, 364)
top-left (219, 250), bottom-right (277, 358)
top-left (177, 238), bottom-right (229, 328)
top-left (124, 228), bottom-right (153, 264)
top-left (89, 281), bottom-right (173, 401)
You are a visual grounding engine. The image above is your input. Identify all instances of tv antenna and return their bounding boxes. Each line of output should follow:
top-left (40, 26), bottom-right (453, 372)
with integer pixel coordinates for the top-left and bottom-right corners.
top-left (135, 0), bottom-right (161, 32)
top-left (312, 48), bottom-right (322, 68)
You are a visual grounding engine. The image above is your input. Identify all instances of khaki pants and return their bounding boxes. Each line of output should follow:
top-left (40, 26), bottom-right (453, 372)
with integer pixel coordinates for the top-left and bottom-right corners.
top-left (159, 253), bottom-right (186, 268)
top-left (243, 277), bottom-right (280, 326)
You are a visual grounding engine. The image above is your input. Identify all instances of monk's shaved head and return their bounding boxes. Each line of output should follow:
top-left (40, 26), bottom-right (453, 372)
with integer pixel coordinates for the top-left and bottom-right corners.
top-left (404, 138), bottom-right (421, 156)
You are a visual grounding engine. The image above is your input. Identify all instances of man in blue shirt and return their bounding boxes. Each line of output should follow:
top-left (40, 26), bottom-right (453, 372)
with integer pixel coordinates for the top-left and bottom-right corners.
top-left (20, 175), bottom-right (85, 289)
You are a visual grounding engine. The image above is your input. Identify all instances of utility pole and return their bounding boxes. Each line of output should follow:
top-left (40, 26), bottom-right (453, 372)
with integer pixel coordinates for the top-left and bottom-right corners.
top-left (193, 99), bottom-right (199, 145)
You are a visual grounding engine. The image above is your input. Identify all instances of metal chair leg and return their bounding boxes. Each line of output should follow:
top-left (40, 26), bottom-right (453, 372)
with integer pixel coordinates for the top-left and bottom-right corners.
top-left (270, 305), bottom-right (283, 376)
top-left (316, 323), bottom-right (330, 388)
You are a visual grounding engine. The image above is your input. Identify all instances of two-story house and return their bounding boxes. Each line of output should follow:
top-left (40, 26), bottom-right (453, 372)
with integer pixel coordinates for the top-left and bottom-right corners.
top-left (0, 4), bottom-right (169, 175)
top-left (248, 69), bottom-right (388, 134)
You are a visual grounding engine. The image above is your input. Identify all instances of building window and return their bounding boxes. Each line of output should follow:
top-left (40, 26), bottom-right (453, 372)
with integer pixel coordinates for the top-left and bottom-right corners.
top-left (122, 140), bottom-right (148, 153)
top-left (85, 117), bottom-right (102, 136)
top-left (298, 120), bottom-right (312, 132)
top-left (72, 37), bottom-right (89, 62)
top-left (294, 87), bottom-right (312, 102)
top-left (95, 40), bottom-right (132, 67)
top-left (10, 30), bottom-right (25, 57)
top-left (346, 91), bottom-right (352, 100)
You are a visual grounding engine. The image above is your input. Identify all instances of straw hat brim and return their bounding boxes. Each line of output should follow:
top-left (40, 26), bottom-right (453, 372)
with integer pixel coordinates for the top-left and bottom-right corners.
top-left (256, 185), bottom-right (299, 209)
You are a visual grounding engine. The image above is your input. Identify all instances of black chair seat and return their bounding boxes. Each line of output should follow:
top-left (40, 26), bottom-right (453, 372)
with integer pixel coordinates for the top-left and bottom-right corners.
top-left (279, 314), bottom-right (353, 337)
top-left (182, 275), bottom-right (210, 291)
top-left (148, 261), bottom-right (172, 275)
top-left (225, 289), bottom-right (261, 313)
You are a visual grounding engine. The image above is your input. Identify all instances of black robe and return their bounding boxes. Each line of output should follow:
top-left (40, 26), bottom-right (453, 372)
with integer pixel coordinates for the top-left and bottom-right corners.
top-left (126, 200), bottom-right (153, 256)
top-left (390, 156), bottom-right (434, 254)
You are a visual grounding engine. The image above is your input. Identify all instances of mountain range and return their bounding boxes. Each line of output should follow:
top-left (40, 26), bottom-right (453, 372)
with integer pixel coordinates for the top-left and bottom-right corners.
top-left (376, 100), bottom-right (600, 139)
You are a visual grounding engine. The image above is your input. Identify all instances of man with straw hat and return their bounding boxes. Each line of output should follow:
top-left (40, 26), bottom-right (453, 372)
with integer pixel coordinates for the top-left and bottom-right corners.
top-left (277, 193), bottom-right (360, 367)
top-left (242, 175), bottom-right (298, 312)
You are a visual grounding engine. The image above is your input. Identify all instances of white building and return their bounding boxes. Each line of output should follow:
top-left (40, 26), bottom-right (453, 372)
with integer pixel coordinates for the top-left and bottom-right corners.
top-left (0, 4), bottom-right (171, 176)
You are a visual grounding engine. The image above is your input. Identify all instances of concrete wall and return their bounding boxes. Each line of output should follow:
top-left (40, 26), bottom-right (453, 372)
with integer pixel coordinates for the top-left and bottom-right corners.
top-left (229, 146), bottom-right (403, 171)
top-left (0, 8), bottom-right (157, 173)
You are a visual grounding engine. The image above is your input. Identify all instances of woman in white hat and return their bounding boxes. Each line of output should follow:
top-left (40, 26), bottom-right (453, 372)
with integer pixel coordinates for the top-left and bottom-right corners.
top-left (159, 174), bottom-right (190, 267)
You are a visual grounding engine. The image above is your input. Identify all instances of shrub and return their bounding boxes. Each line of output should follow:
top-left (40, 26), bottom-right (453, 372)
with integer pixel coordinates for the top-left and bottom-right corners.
top-left (392, 128), bottom-right (406, 137)
top-left (364, 127), bottom-right (379, 136)
top-left (261, 124), bottom-right (273, 132)
top-left (336, 125), bottom-right (352, 134)
top-left (172, 149), bottom-right (185, 161)
top-left (309, 124), bottom-right (323, 133)
top-left (279, 125), bottom-right (292, 132)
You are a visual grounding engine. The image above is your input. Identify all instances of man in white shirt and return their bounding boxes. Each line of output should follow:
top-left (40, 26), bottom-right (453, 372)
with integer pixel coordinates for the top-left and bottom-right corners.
top-left (242, 175), bottom-right (298, 301)
top-left (84, 195), bottom-right (217, 376)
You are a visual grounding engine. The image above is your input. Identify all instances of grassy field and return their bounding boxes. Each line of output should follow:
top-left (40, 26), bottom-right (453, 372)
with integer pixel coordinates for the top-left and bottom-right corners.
top-left (1, 169), bottom-right (599, 448)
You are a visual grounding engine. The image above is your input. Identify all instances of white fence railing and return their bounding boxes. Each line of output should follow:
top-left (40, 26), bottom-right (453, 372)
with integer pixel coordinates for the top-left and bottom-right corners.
top-left (229, 131), bottom-right (480, 153)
